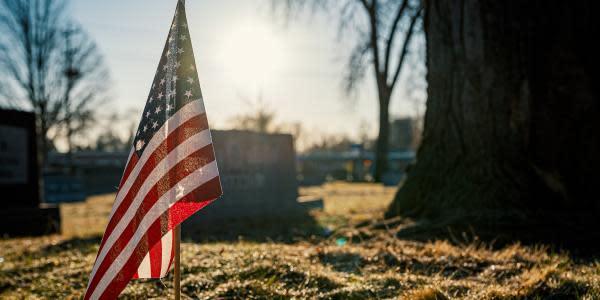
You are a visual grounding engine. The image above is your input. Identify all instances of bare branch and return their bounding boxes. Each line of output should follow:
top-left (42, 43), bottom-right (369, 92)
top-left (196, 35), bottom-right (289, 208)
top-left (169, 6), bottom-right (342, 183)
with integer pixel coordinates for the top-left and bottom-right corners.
top-left (383, 0), bottom-right (409, 75)
top-left (360, 0), bottom-right (382, 75)
top-left (344, 38), bottom-right (371, 95)
top-left (389, 7), bottom-right (422, 90)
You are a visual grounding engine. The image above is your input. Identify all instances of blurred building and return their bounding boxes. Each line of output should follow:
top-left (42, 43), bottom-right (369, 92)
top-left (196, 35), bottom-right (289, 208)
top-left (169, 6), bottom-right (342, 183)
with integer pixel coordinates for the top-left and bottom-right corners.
top-left (297, 118), bottom-right (417, 186)
top-left (297, 144), bottom-right (415, 186)
top-left (389, 117), bottom-right (415, 151)
top-left (44, 151), bottom-right (128, 202)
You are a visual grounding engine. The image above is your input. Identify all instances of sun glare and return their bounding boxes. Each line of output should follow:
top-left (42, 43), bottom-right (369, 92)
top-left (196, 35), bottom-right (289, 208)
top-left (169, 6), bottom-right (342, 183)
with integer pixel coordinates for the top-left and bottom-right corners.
top-left (218, 22), bottom-right (286, 87)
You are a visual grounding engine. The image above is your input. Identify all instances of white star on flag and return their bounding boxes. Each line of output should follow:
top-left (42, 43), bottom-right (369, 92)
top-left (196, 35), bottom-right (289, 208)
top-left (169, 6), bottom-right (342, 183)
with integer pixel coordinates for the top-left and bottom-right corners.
top-left (175, 184), bottom-right (185, 199)
top-left (135, 139), bottom-right (145, 151)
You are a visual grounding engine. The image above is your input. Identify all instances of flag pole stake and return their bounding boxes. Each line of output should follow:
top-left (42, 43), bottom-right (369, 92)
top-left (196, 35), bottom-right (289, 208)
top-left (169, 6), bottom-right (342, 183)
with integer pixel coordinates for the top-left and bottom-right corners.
top-left (174, 225), bottom-right (181, 300)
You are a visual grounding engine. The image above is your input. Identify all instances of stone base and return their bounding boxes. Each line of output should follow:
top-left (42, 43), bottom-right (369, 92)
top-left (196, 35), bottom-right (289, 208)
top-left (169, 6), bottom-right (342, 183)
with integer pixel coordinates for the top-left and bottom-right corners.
top-left (0, 204), bottom-right (60, 236)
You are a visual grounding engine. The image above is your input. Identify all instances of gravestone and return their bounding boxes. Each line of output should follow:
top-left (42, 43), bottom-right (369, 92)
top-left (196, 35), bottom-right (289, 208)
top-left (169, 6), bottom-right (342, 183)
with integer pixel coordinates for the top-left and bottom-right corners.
top-left (184, 130), bottom-right (302, 231)
top-left (0, 109), bottom-right (60, 236)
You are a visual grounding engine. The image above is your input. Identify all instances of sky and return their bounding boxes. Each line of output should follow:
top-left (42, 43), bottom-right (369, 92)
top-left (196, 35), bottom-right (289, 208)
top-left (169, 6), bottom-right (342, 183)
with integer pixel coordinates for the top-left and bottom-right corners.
top-left (69, 0), bottom-right (424, 147)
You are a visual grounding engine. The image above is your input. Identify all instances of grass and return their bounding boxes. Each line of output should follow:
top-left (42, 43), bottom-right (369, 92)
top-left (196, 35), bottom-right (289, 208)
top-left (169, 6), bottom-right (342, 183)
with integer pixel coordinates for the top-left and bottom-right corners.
top-left (1, 182), bottom-right (599, 299)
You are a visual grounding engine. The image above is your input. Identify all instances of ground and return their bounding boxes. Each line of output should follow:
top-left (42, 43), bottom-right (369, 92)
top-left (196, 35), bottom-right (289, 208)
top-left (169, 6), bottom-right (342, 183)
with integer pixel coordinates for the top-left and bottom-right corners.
top-left (1, 182), bottom-right (599, 299)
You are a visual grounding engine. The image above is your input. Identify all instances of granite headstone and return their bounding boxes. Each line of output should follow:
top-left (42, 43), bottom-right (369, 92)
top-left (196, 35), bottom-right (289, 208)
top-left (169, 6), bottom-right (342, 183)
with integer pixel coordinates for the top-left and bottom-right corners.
top-left (0, 109), bottom-right (60, 236)
top-left (184, 130), bottom-right (302, 230)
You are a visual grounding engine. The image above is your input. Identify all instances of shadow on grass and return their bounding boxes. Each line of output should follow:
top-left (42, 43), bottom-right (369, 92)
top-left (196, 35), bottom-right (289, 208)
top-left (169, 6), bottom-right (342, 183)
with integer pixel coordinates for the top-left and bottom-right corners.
top-left (238, 265), bottom-right (340, 290)
top-left (30, 235), bottom-right (101, 257)
top-left (389, 211), bottom-right (600, 255)
top-left (317, 252), bottom-right (365, 274)
top-left (215, 283), bottom-right (288, 299)
top-left (0, 262), bottom-right (59, 293)
top-left (492, 278), bottom-right (591, 300)
top-left (181, 208), bottom-right (325, 244)
top-left (380, 251), bottom-right (498, 280)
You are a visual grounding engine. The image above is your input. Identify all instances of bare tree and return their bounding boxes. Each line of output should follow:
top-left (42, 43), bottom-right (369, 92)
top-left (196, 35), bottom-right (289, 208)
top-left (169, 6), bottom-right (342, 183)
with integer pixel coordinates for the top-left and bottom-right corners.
top-left (93, 109), bottom-right (139, 152)
top-left (228, 94), bottom-right (278, 134)
top-left (60, 25), bottom-right (110, 157)
top-left (273, 0), bottom-right (423, 182)
top-left (0, 0), bottom-right (109, 165)
top-left (228, 94), bottom-right (309, 151)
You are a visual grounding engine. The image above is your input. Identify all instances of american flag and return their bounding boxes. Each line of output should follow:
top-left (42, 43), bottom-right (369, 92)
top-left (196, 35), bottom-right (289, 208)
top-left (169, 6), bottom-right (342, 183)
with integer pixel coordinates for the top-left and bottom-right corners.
top-left (84, 1), bottom-right (222, 299)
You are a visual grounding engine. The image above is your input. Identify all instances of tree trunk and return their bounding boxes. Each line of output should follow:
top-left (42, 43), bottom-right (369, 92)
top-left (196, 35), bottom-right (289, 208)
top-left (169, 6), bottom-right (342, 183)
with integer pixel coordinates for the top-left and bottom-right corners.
top-left (387, 1), bottom-right (600, 221)
top-left (38, 110), bottom-right (48, 203)
top-left (373, 90), bottom-right (391, 183)
top-left (38, 107), bottom-right (49, 168)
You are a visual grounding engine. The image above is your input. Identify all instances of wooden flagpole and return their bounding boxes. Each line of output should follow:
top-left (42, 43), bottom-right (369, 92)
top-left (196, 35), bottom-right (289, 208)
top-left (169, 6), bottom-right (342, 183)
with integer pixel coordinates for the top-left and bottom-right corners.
top-left (174, 225), bottom-right (181, 300)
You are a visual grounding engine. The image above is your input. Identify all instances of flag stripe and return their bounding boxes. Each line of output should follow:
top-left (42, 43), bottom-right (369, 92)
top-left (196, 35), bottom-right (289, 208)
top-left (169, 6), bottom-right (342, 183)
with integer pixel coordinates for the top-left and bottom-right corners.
top-left (92, 148), bottom-right (139, 272)
top-left (86, 145), bottom-right (216, 295)
top-left (98, 113), bottom-right (208, 253)
top-left (132, 226), bottom-right (173, 278)
top-left (89, 162), bottom-right (219, 299)
top-left (89, 126), bottom-right (211, 283)
top-left (118, 148), bottom-right (137, 188)
top-left (167, 176), bottom-right (222, 225)
top-left (160, 229), bottom-right (173, 276)
top-left (99, 216), bottom-right (164, 300)
top-left (148, 217), bottom-right (163, 277)
top-left (166, 231), bottom-right (176, 275)
top-left (106, 99), bottom-right (205, 222)
top-left (137, 251), bottom-right (151, 278)
top-left (97, 178), bottom-right (220, 300)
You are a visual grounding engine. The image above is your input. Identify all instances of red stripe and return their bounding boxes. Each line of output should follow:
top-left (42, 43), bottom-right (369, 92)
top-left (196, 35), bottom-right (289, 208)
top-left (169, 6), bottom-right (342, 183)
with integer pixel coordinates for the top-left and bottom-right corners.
top-left (89, 152), bottom-right (140, 272)
top-left (149, 213), bottom-right (170, 277)
top-left (85, 145), bottom-right (215, 297)
top-left (98, 114), bottom-right (208, 251)
top-left (135, 213), bottom-right (171, 278)
top-left (95, 181), bottom-right (220, 300)
top-left (168, 177), bottom-right (222, 226)
top-left (119, 152), bottom-right (139, 189)
top-left (148, 231), bottom-right (162, 277)
top-left (96, 217), bottom-right (163, 300)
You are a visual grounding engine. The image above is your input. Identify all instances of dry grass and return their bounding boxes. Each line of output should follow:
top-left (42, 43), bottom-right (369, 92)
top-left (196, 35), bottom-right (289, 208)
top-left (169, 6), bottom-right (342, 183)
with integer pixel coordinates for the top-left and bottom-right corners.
top-left (1, 182), bottom-right (599, 299)
top-left (60, 193), bottom-right (113, 237)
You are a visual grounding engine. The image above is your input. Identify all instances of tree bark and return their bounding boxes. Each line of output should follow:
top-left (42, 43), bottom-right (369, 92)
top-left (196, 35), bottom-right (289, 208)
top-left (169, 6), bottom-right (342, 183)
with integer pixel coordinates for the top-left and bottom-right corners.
top-left (387, 1), bottom-right (600, 221)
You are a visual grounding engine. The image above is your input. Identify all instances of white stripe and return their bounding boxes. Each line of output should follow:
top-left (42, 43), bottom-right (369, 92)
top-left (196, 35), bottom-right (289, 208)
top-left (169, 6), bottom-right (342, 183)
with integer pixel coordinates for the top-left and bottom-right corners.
top-left (88, 129), bottom-right (212, 282)
top-left (107, 99), bottom-right (204, 221)
top-left (160, 229), bottom-right (173, 277)
top-left (135, 229), bottom-right (171, 278)
top-left (137, 251), bottom-right (151, 278)
top-left (89, 162), bottom-right (219, 300)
